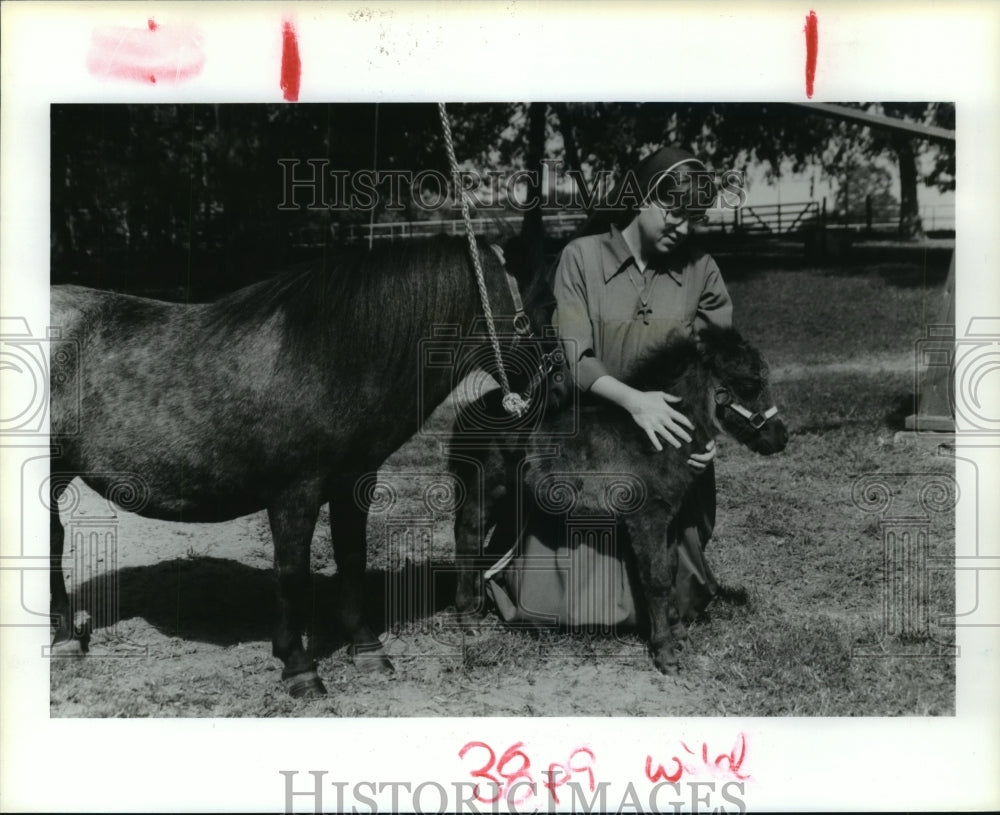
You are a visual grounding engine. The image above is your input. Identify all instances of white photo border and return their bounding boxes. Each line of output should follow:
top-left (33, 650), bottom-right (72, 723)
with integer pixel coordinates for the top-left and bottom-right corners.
top-left (2, 1), bottom-right (998, 811)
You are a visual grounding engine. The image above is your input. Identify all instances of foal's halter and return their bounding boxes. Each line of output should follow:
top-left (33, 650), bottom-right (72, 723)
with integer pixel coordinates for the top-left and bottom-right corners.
top-left (714, 386), bottom-right (779, 431)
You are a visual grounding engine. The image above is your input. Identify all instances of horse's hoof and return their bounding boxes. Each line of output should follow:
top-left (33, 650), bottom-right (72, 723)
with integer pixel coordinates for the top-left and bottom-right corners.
top-left (349, 642), bottom-right (395, 674)
top-left (283, 670), bottom-right (327, 698)
top-left (444, 608), bottom-right (482, 635)
top-left (651, 645), bottom-right (681, 676)
top-left (72, 611), bottom-right (92, 652)
top-left (653, 655), bottom-right (681, 676)
top-left (50, 638), bottom-right (86, 657)
top-left (458, 608), bottom-right (486, 629)
top-left (459, 621), bottom-right (485, 639)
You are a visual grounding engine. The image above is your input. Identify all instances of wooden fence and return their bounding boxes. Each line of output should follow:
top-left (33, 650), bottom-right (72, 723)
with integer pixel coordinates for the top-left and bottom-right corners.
top-left (312, 199), bottom-right (953, 247)
top-left (328, 212), bottom-right (587, 244)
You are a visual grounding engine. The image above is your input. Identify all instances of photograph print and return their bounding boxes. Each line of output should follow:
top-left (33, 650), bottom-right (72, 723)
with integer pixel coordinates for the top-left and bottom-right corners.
top-left (48, 100), bottom-right (956, 718)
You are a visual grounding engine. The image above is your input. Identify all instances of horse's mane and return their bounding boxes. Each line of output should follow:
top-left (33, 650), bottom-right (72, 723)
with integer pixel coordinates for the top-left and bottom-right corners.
top-left (622, 325), bottom-right (766, 399)
top-left (622, 331), bottom-right (703, 393)
top-left (698, 325), bottom-right (767, 399)
top-left (209, 236), bottom-right (484, 322)
top-left (204, 235), bottom-right (504, 362)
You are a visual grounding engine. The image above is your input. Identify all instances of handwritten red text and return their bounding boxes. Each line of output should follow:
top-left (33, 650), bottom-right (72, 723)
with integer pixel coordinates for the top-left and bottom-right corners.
top-left (645, 732), bottom-right (750, 784)
top-left (459, 741), bottom-right (597, 805)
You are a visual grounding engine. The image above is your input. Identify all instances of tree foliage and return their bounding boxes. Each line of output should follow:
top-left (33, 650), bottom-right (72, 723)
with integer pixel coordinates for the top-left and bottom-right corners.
top-left (51, 101), bottom-right (953, 294)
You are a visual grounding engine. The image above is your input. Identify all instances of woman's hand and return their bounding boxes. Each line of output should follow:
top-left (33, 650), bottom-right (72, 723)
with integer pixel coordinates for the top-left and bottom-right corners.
top-left (686, 439), bottom-right (716, 472)
top-left (624, 390), bottom-right (694, 452)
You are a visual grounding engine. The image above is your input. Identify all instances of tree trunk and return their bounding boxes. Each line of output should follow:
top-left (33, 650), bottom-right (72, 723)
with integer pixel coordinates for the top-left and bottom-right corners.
top-left (521, 102), bottom-right (548, 275)
top-left (894, 135), bottom-right (924, 238)
top-left (554, 102), bottom-right (586, 201)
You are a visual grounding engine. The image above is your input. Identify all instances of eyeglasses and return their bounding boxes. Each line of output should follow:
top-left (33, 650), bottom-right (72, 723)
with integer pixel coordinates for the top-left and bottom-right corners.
top-left (650, 170), bottom-right (716, 225)
top-left (661, 208), bottom-right (709, 226)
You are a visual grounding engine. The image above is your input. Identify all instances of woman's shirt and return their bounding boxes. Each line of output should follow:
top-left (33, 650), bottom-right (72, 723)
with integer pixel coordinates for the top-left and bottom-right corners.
top-left (552, 226), bottom-right (733, 391)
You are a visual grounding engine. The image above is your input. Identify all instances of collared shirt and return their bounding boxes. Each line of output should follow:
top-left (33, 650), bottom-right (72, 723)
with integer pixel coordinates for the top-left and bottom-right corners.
top-left (552, 226), bottom-right (733, 391)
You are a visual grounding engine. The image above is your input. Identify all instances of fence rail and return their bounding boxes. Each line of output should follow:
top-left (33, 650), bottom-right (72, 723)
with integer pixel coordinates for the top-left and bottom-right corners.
top-left (308, 199), bottom-right (954, 247)
top-left (838, 203), bottom-right (955, 233)
top-left (327, 212), bottom-right (588, 244)
top-left (713, 201), bottom-right (821, 236)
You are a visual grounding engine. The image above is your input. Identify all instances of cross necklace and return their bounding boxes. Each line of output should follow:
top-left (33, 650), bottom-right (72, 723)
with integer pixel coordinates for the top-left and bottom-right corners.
top-left (627, 265), bottom-right (656, 325)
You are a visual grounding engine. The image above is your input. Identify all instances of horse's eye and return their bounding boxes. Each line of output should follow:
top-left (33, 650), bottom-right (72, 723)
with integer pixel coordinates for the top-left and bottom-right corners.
top-left (714, 388), bottom-right (732, 406)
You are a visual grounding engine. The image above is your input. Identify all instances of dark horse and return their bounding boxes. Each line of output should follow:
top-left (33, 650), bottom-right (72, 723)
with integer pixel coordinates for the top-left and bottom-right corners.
top-left (49, 236), bottom-right (550, 697)
top-left (450, 325), bottom-right (788, 673)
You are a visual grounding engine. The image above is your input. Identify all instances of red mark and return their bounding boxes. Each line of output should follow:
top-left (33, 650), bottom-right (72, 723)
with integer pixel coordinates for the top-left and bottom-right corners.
top-left (280, 20), bottom-right (302, 102)
top-left (88, 20), bottom-right (204, 84)
top-left (458, 741), bottom-right (532, 804)
top-left (645, 755), bottom-right (684, 783)
top-left (645, 733), bottom-right (750, 784)
top-left (804, 11), bottom-right (819, 98)
top-left (713, 732), bottom-right (749, 779)
top-left (459, 741), bottom-right (596, 805)
top-left (544, 747), bottom-right (596, 804)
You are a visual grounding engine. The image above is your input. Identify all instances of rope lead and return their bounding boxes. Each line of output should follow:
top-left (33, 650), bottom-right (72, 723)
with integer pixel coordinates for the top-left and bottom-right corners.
top-left (437, 102), bottom-right (528, 418)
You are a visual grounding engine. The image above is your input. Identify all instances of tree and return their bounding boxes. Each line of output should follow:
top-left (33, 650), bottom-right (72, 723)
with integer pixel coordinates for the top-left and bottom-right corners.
top-left (785, 102), bottom-right (954, 238)
top-left (51, 101), bottom-right (954, 295)
top-left (549, 102), bottom-right (954, 239)
top-left (835, 161), bottom-right (898, 223)
top-left (520, 102), bottom-right (548, 274)
top-left (877, 102), bottom-right (955, 237)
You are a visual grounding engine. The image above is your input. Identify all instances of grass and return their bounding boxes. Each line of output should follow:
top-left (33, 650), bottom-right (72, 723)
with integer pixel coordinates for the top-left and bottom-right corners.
top-left (722, 242), bottom-right (951, 368)
top-left (50, 240), bottom-right (956, 717)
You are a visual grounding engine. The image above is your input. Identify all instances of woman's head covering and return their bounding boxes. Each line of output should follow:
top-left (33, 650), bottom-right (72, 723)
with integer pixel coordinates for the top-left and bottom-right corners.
top-left (631, 146), bottom-right (709, 205)
top-left (579, 145), bottom-right (713, 236)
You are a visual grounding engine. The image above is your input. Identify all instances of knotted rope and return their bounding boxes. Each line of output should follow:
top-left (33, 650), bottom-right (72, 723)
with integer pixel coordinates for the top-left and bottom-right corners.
top-left (437, 102), bottom-right (529, 418)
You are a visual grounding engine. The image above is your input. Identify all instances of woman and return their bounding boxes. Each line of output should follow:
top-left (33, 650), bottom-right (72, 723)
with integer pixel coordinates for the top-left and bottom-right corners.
top-left (486, 145), bottom-right (731, 635)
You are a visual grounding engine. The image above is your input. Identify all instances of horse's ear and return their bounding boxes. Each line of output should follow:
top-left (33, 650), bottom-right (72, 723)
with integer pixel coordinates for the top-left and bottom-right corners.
top-left (696, 324), bottom-right (743, 369)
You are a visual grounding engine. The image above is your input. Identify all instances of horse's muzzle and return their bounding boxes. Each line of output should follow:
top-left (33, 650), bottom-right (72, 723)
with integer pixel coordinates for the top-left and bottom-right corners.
top-left (752, 419), bottom-right (789, 455)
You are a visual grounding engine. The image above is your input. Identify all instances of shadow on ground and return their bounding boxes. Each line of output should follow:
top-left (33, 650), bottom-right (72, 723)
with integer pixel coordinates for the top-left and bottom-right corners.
top-left (74, 556), bottom-right (459, 658)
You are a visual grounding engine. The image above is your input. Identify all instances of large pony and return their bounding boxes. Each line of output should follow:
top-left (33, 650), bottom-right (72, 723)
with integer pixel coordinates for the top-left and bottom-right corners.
top-left (450, 325), bottom-right (788, 673)
top-left (49, 236), bottom-right (550, 697)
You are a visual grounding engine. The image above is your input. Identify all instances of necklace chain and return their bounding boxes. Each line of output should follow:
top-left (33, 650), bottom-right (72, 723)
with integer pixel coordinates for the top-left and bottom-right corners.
top-left (627, 266), bottom-right (653, 303)
top-left (627, 266), bottom-right (655, 324)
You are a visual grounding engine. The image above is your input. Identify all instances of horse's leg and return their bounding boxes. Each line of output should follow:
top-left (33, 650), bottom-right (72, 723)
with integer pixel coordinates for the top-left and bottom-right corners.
top-left (50, 475), bottom-right (86, 655)
top-left (622, 504), bottom-right (682, 675)
top-left (329, 486), bottom-right (394, 673)
top-left (450, 452), bottom-right (493, 626)
top-left (268, 483), bottom-right (326, 698)
top-left (454, 441), bottom-right (520, 630)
